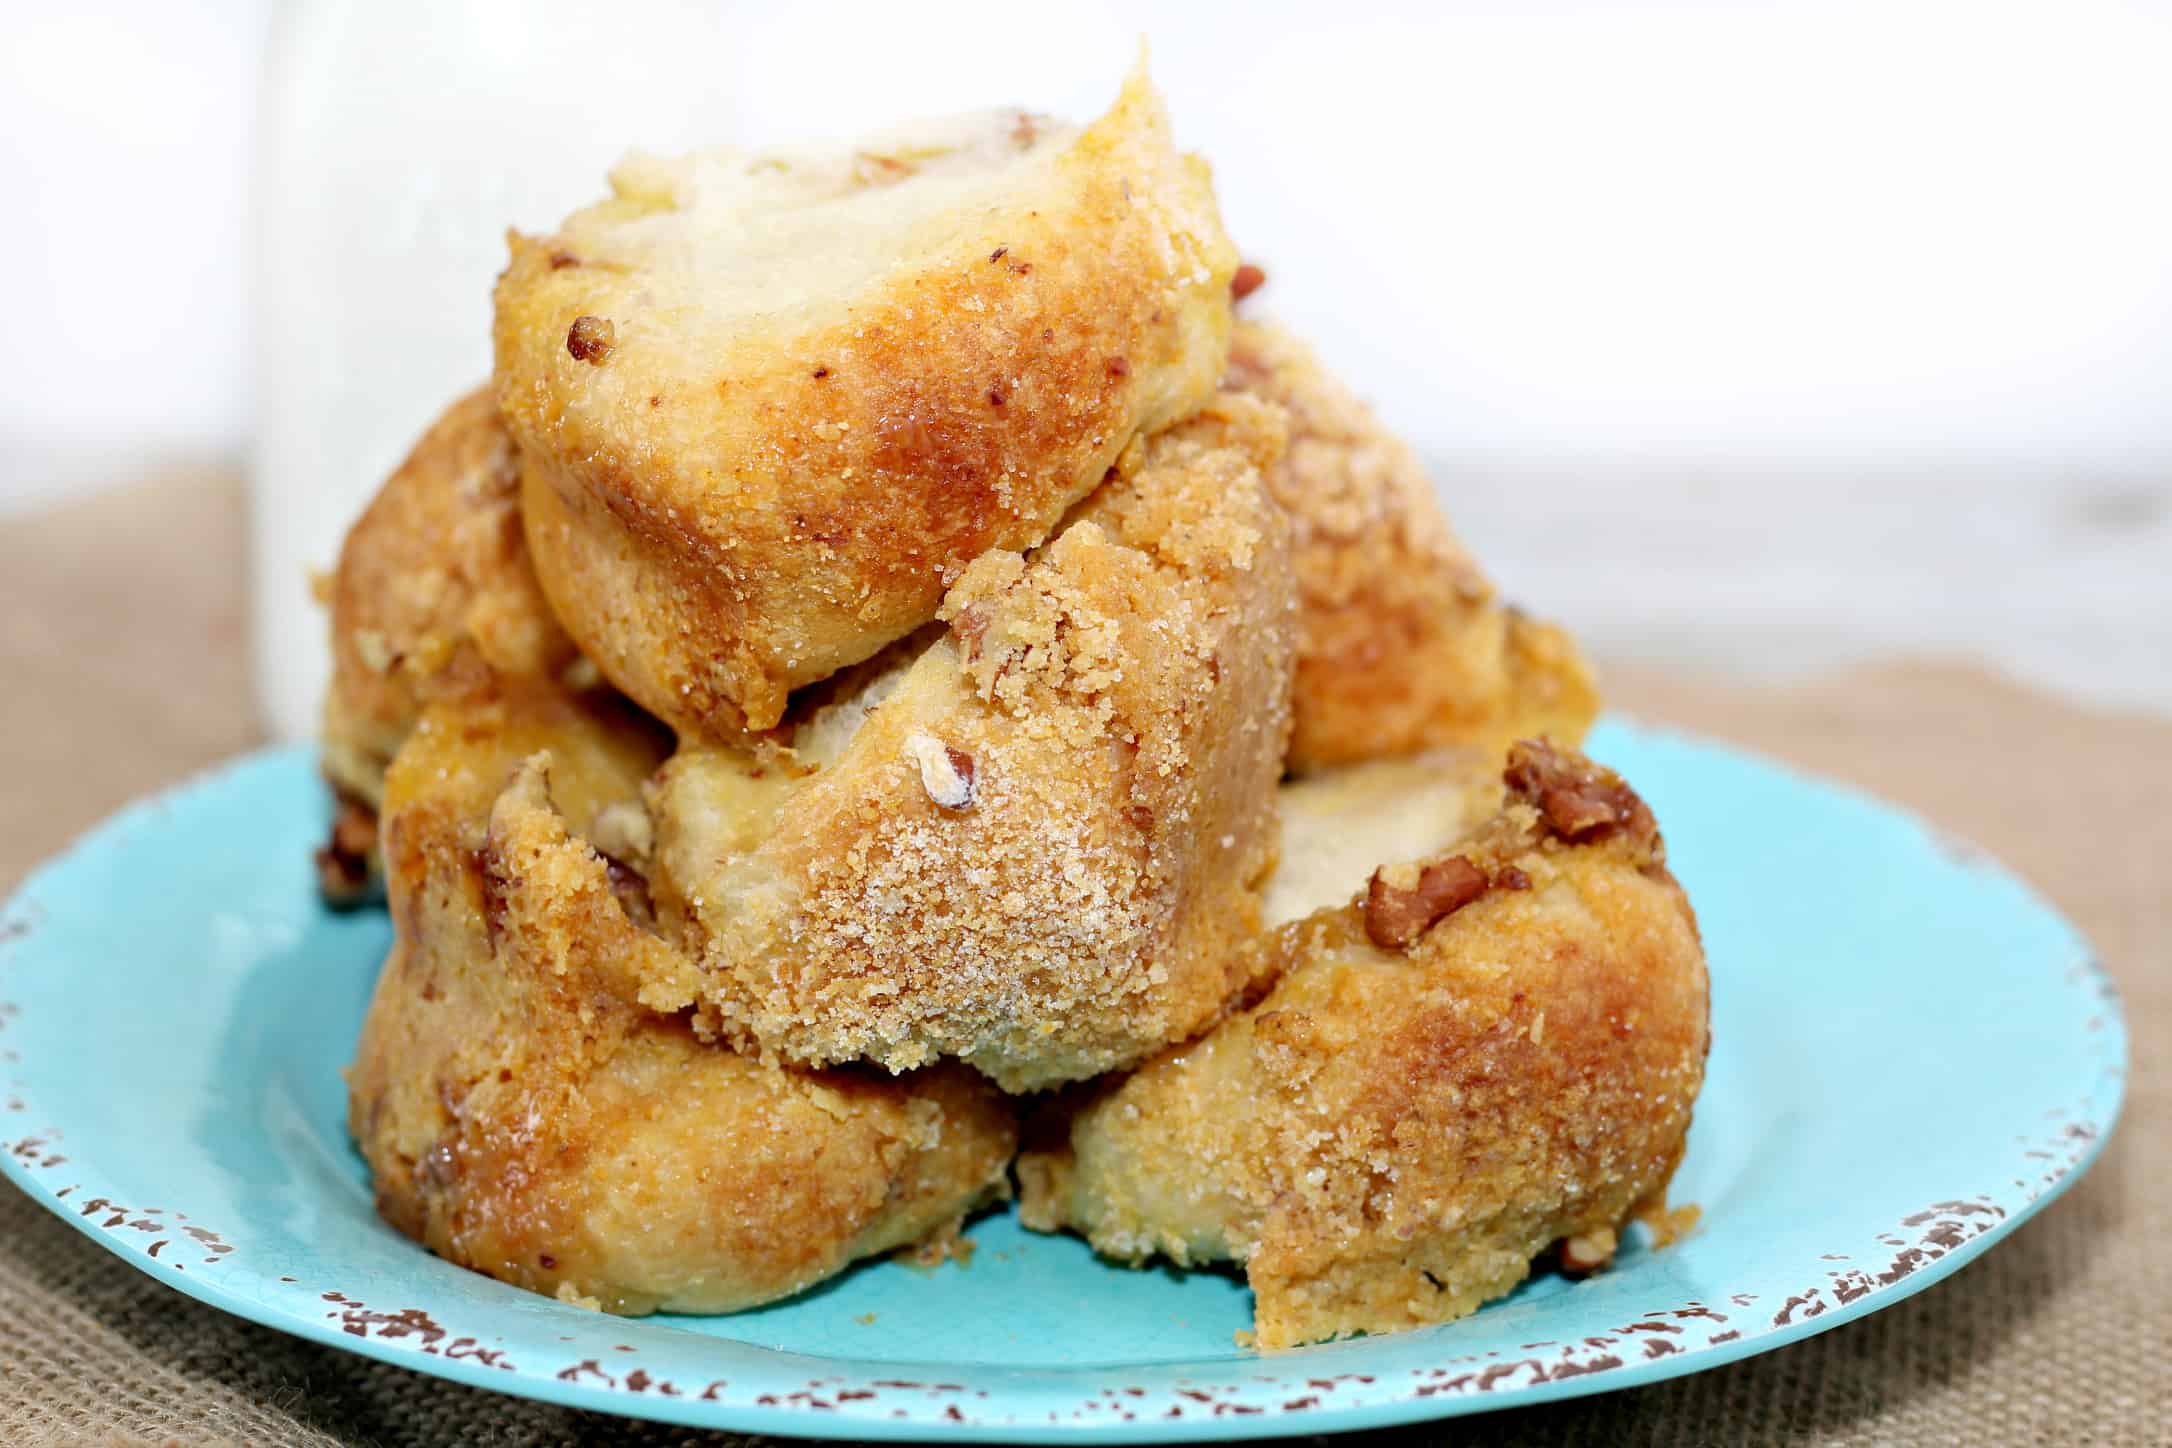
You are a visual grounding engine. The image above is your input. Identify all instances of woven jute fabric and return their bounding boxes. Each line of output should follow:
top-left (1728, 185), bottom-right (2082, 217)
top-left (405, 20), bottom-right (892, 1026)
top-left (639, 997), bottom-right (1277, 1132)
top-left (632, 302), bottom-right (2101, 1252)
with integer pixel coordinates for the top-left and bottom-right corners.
top-left (1, 473), bottom-right (2163, 1447)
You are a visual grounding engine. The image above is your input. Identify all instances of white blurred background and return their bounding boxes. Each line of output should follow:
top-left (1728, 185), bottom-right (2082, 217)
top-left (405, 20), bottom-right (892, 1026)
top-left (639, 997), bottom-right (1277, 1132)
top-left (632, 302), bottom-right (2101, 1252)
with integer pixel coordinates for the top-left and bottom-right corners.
top-left (3, 0), bottom-right (2167, 735)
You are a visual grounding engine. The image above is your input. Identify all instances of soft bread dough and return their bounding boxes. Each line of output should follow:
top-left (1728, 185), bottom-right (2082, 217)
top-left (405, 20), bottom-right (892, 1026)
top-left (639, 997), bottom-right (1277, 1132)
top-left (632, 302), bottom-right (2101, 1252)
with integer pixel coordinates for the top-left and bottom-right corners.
top-left (646, 393), bottom-right (1297, 1092)
top-left (1264, 749), bottom-right (1503, 928)
top-left (1018, 741), bottom-right (1708, 1349)
top-left (348, 679), bottom-right (1016, 1314)
top-left (1227, 320), bottom-right (1599, 772)
top-left (498, 65), bottom-right (1238, 742)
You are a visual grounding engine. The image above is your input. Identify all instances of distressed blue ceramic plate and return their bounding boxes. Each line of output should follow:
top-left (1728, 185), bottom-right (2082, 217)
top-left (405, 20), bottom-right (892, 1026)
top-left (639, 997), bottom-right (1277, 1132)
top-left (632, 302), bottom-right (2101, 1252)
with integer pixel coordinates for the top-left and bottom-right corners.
top-left (0, 721), bottom-right (2124, 1439)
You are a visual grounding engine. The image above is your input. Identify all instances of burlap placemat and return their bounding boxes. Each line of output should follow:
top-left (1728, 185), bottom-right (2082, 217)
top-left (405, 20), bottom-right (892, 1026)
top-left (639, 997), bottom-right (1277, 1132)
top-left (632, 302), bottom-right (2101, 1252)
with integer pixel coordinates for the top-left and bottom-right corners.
top-left (1, 473), bottom-right (2162, 1446)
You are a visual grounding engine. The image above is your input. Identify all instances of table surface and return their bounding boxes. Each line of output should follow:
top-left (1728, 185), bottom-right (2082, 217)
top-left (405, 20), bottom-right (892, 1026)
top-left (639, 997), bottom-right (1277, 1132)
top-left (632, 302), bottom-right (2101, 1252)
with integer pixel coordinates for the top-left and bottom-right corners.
top-left (1, 472), bottom-right (2164, 1447)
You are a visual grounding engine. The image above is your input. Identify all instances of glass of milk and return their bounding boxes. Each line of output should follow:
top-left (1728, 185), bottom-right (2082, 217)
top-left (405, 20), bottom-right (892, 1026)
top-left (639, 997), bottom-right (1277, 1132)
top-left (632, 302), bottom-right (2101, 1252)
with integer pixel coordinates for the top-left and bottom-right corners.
top-left (251, 0), bottom-right (740, 740)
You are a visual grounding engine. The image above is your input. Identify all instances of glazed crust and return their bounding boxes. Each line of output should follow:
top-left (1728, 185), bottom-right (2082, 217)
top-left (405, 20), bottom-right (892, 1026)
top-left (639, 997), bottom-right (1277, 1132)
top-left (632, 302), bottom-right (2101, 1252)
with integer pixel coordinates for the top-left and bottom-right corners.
top-left (497, 66), bottom-right (1237, 741)
top-left (1017, 742), bottom-right (1708, 1349)
top-left (347, 680), bottom-right (1016, 1315)
top-left (1227, 320), bottom-right (1599, 772)
top-left (321, 388), bottom-right (576, 809)
top-left (647, 394), bottom-right (1297, 1092)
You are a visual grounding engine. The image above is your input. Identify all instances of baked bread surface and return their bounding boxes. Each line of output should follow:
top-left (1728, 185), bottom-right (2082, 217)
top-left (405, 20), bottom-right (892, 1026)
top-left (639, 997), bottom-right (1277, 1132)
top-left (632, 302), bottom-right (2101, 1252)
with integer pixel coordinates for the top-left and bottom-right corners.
top-left (1018, 741), bottom-right (1708, 1349)
top-left (647, 393), bottom-right (1297, 1091)
top-left (348, 679), bottom-right (1016, 1314)
top-left (498, 67), bottom-right (1238, 741)
top-left (1228, 320), bottom-right (1599, 771)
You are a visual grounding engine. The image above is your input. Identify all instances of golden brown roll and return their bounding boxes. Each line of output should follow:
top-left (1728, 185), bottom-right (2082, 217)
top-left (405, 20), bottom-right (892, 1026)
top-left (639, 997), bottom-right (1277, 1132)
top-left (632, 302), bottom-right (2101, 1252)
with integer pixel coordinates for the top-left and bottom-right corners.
top-left (1018, 741), bottom-right (1708, 1349)
top-left (320, 387), bottom-right (577, 812)
top-left (497, 65), bottom-right (1238, 743)
top-left (348, 679), bottom-right (1016, 1315)
top-left (1227, 320), bottom-right (1599, 772)
top-left (645, 393), bottom-right (1296, 1092)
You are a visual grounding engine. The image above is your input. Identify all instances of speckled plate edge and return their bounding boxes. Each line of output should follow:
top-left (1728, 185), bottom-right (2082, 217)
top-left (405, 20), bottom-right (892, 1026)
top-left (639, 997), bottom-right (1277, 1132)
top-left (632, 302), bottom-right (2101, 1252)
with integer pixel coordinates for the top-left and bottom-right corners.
top-left (0, 724), bottom-right (2128, 1442)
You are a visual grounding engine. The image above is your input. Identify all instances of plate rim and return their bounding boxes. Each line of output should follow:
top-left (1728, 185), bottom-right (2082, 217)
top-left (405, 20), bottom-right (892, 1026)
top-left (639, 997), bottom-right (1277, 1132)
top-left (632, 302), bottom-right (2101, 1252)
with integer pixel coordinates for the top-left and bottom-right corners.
top-left (0, 727), bottom-right (2129, 1441)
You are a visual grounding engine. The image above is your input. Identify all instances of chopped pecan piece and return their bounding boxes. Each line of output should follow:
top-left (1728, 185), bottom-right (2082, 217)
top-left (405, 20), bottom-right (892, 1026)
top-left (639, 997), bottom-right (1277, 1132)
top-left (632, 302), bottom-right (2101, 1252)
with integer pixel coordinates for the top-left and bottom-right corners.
top-left (949, 604), bottom-right (989, 659)
top-left (1558, 1225), bottom-right (1618, 1277)
top-left (566, 315), bottom-right (615, 364)
top-left (471, 842), bottom-right (512, 945)
top-left (904, 731), bottom-right (976, 811)
top-left (1503, 740), bottom-right (1658, 849)
top-left (1230, 263), bottom-right (1267, 301)
top-left (418, 1138), bottom-right (461, 1189)
top-left (314, 795), bottom-right (379, 907)
top-left (1363, 855), bottom-right (1489, 950)
top-left (852, 151), bottom-right (918, 185)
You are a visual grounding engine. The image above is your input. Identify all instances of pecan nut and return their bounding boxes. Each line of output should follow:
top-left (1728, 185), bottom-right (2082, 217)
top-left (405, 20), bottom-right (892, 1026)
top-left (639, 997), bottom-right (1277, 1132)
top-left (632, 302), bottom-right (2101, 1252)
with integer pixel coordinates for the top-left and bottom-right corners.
top-left (1363, 855), bottom-right (1489, 950)
top-left (1504, 740), bottom-right (1658, 849)
top-left (1558, 1225), bottom-right (1618, 1277)
top-left (566, 315), bottom-right (615, 364)
top-left (314, 796), bottom-right (380, 908)
top-left (904, 731), bottom-right (976, 811)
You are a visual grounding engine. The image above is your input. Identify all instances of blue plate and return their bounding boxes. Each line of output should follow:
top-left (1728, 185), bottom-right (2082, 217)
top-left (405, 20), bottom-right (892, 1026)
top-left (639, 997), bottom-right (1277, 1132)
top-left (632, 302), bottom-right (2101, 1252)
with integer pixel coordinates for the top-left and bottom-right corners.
top-left (0, 721), bottom-right (2124, 1439)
